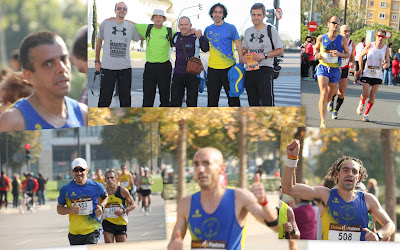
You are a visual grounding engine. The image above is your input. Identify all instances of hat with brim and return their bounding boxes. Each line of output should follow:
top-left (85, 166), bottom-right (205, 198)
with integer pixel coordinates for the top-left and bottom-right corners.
top-left (71, 158), bottom-right (88, 170)
top-left (152, 9), bottom-right (166, 20)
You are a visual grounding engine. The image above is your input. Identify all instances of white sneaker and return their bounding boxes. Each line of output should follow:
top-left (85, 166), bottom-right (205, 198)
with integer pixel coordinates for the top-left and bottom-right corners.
top-left (148, 207), bottom-right (151, 213)
top-left (363, 114), bottom-right (370, 122)
top-left (141, 207), bottom-right (145, 213)
top-left (356, 100), bottom-right (364, 115)
top-left (144, 211), bottom-right (148, 216)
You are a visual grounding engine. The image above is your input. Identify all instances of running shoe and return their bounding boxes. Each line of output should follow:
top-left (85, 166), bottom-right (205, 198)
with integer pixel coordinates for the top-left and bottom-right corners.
top-left (327, 101), bottom-right (334, 112)
top-left (148, 207), bottom-right (151, 213)
top-left (332, 111), bottom-right (338, 119)
top-left (320, 120), bottom-right (327, 128)
top-left (363, 114), bottom-right (370, 122)
top-left (141, 207), bottom-right (145, 213)
top-left (144, 211), bottom-right (148, 216)
top-left (356, 100), bottom-right (364, 115)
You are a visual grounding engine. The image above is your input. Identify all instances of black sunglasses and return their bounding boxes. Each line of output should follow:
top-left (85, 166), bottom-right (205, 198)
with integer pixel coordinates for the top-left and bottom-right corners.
top-left (116, 7), bottom-right (127, 11)
top-left (73, 168), bottom-right (85, 173)
top-left (331, 21), bottom-right (340, 25)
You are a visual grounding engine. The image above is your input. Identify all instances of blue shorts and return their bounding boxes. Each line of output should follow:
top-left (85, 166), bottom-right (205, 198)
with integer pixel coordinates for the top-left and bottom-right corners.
top-left (316, 64), bottom-right (341, 83)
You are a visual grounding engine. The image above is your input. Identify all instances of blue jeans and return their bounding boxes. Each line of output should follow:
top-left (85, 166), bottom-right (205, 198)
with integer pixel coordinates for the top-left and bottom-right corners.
top-left (383, 68), bottom-right (393, 85)
top-left (37, 190), bottom-right (45, 205)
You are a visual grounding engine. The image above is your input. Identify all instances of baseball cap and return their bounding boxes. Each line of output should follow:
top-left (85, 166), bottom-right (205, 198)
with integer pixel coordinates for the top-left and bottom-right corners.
top-left (152, 9), bottom-right (166, 19)
top-left (71, 158), bottom-right (88, 170)
top-left (144, 167), bottom-right (150, 172)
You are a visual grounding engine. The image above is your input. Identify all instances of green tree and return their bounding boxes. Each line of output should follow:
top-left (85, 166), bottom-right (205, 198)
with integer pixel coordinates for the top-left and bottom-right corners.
top-left (100, 123), bottom-right (159, 168)
top-left (91, 0), bottom-right (98, 49)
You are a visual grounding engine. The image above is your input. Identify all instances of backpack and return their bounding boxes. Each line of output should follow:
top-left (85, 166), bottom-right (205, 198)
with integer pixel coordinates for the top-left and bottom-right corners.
top-left (145, 24), bottom-right (174, 47)
top-left (0, 176), bottom-right (6, 188)
top-left (267, 24), bottom-right (282, 79)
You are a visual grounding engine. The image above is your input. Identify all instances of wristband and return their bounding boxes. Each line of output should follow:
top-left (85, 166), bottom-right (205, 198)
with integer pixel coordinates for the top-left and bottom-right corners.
top-left (290, 229), bottom-right (296, 235)
top-left (99, 204), bottom-right (104, 211)
top-left (286, 157), bottom-right (298, 168)
top-left (265, 217), bottom-right (279, 227)
top-left (95, 60), bottom-right (100, 63)
top-left (122, 207), bottom-right (127, 214)
top-left (287, 154), bottom-right (298, 160)
top-left (259, 195), bottom-right (268, 206)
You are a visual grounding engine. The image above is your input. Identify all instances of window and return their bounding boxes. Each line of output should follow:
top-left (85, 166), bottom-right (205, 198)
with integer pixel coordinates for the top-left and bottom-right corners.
top-left (380, 1), bottom-right (386, 8)
top-left (379, 13), bottom-right (386, 19)
top-left (368, 12), bottom-right (374, 19)
top-left (393, 3), bottom-right (398, 10)
top-left (369, 0), bottom-right (374, 7)
top-left (392, 14), bottom-right (398, 20)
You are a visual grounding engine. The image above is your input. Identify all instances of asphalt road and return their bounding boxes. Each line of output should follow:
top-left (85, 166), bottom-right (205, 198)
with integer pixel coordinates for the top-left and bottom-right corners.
top-left (0, 194), bottom-right (166, 249)
top-left (302, 76), bottom-right (400, 128)
top-left (87, 52), bottom-right (300, 107)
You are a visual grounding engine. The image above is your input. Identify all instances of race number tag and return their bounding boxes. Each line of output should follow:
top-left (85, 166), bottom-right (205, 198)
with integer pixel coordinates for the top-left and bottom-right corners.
top-left (367, 66), bottom-right (380, 78)
top-left (192, 240), bottom-right (227, 249)
top-left (328, 223), bottom-right (361, 241)
top-left (72, 197), bottom-right (93, 215)
top-left (322, 51), bottom-right (338, 64)
top-left (141, 184), bottom-right (150, 190)
top-left (105, 203), bottom-right (120, 218)
top-left (121, 181), bottom-right (129, 188)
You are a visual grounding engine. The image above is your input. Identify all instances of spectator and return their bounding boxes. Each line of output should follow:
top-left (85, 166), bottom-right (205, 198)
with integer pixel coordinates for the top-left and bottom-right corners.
top-left (0, 171), bottom-right (11, 209)
top-left (367, 178), bottom-right (379, 197)
top-left (37, 173), bottom-right (47, 205)
top-left (392, 56), bottom-right (399, 85)
top-left (293, 199), bottom-right (317, 239)
top-left (12, 173), bottom-right (21, 208)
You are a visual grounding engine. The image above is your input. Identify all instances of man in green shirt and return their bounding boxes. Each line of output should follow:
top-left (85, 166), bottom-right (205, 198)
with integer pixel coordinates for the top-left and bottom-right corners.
top-left (134, 9), bottom-right (176, 107)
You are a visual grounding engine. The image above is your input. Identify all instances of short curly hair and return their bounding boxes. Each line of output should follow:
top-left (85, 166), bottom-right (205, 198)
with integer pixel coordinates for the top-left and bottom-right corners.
top-left (209, 3), bottom-right (228, 20)
top-left (325, 156), bottom-right (368, 185)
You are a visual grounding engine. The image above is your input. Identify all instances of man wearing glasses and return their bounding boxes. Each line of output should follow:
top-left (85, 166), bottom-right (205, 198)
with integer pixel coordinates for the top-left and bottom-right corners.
top-left (95, 1), bottom-right (141, 107)
top-left (356, 29), bottom-right (390, 122)
top-left (313, 16), bottom-right (349, 128)
top-left (57, 158), bottom-right (108, 245)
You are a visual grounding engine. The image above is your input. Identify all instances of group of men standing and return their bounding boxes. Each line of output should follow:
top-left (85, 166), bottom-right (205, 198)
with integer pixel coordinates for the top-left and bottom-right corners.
top-left (95, 2), bottom-right (283, 108)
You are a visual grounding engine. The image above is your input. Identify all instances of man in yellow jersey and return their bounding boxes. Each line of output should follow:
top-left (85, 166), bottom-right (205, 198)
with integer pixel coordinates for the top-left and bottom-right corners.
top-left (313, 16), bottom-right (349, 128)
top-left (204, 3), bottom-right (244, 107)
top-left (94, 169), bottom-right (105, 186)
top-left (57, 158), bottom-right (108, 245)
top-left (140, 167), bottom-right (153, 216)
top-left (168, 147), bottom-right (278, 249)
top-left (282, 140), bottom-right (395, 241)
top-left (118, 164), bottom-right (133, 196)
top-left (103, 170), bottom-right (136, 243)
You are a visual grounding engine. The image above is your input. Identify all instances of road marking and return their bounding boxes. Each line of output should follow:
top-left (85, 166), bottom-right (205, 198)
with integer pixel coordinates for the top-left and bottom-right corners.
top-left (16, 239), bottom-right (33, 245)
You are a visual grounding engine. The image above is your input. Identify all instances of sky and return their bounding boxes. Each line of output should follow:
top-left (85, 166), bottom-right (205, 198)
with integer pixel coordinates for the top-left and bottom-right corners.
top-left (88, 0), bottom-right (300, 42)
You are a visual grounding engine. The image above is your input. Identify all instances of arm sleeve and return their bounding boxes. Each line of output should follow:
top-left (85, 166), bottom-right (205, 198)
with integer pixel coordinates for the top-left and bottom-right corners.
top-left (32, 179), bottom-right (39, 192)
top-left (97, 21), bottom-right (105, 40)
top-left (58, 187), bottom-right (66, 205)
top-left (134, 23), bottom-right (148, 38)
top-left (131, 23), bottom-right (142, 42)
top-left (232, 25), bottom-right (240, 42)
top-left (271, 26), bottom-right (283, 49)
top-left (199, 36), bottom-right (209, 52)
top-left (21, 180), bottom-right (27, 190)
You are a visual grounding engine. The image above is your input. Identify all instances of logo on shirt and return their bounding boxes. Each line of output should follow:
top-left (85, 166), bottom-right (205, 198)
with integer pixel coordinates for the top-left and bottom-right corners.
top-left (71, 192), bottom-right (77, 196)
top-left (192, 209), bottom-right (202, 218)
top-left (250, 33), bottom-right (264, 43)
top-left (202, 217), bottom-right (220, 238)
top-left (332, 198), bottom-right (339, 203)
top-left (340, 205), bottom-right (356, 221)
top-left (112, 27), bottom-right (127, 36)
top-left (35, 124), bottom-right (42, 130)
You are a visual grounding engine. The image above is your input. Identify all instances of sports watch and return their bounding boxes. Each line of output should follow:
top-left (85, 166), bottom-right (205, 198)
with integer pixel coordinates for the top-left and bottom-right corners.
top-left (264, 52), bottom-right (268, 59)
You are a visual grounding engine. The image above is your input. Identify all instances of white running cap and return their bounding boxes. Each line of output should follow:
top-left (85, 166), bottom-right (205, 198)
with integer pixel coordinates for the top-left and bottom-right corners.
top-left (71, 158), bottom-right (88, 170)
top-left (152, 9), bottom-right (166, 18)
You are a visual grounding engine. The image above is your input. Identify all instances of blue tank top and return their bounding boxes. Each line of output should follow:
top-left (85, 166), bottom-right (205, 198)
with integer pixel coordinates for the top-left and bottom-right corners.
top-left (188, 188), bottom-right (245, 250)
top-left (319, 33), bottom-right (343, 68)
top-left (321, 188), bottom-right (368, 241)
top-left (13, 96), bottom-right (84, 130)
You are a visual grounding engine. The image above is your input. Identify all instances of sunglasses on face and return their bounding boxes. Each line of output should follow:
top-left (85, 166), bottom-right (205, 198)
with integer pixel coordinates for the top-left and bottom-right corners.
top-left (116, 7), bottom-right (127, 11)
top-left (331, 21), bottom-right (340, 25)
top-left (377, 34), bottom-right (386, 38)
top-left (73, 168), bottom-right (85, 173)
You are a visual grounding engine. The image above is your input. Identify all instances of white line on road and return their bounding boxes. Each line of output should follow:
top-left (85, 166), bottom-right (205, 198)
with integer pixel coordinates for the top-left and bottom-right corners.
top-left (16, 239), bottom-right (33, 245)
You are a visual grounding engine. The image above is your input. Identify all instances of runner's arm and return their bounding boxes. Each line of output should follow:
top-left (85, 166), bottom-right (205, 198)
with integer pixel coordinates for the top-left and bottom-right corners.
top-left (0, 108), bottom-right (26, 132)
top-left (338, 36), bottom-right (350, 58)
top-left (366, 193), bottom-right (395, 239)
top-left (234, 40), bottom-right (244, 64)
top-left (350, 41), bottom-right (356, 64)
top-left (78, 103), bottom-right (88, 126)
top-left (120, 186), bottom-right (136, 213)
top-left (129, 173), bottom-right (134, 187)
top-left (383, 47), bottom-right (390, 69)
top-left (286, 206), bottom-right (300, 239)
top-left (313, 35), bottom-right (323, 60)
top-left (167, 195), bottom-right (191, 250)
top-left (358, 43), bottom-right (371, 72)
top-left (95, 38), bottom-right (103, 72)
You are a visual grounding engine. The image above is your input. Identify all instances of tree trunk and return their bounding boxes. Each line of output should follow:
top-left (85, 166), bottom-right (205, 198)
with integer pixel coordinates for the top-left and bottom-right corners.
top-left (380, 129), bottom-right (396, 241)
top-left (294, 127), bottom-right (305, 183)
top-left (238, 108), bottom-right (247, 188)
top-left (177, 120), bottom-right (187, 203)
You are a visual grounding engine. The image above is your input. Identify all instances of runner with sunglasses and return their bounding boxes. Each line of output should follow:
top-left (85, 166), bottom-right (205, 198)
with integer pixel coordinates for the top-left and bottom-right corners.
top-left (57, 158), bottom-right (108, 245)
top-left (356, 29), bottom-right (390, 122)
top-left (313, 16), bottom-right (350, 128)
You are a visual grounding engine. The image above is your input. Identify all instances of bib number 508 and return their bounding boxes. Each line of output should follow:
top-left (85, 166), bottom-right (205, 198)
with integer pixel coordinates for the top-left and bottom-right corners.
top-left (338, 232), bottom-right (352, 240)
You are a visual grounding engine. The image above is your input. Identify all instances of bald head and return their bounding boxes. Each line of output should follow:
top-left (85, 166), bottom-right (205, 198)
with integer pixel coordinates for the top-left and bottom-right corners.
top-left (194, 147), bottom-right (224, 165)
top-left (340, 25), bottom-right (350, 38)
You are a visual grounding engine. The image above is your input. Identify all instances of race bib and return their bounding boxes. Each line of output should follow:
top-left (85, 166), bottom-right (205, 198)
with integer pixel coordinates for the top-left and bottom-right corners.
top-left (366, 66), bottom-right (380, 78)
top-left (121, 181), bottom-right (129, 187)
top-left (322, 51), bottom-right (338, 64)
top-left (328, 223), bottom-right (361, 241)
top-left (72, 197), bottom-right (93, 215)
top-left (192, 240), bottom-right (227, 249)
top-left (105, 203), bottom-right (120, 218)
top-left (141, 184), bottom-right (150, 190)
